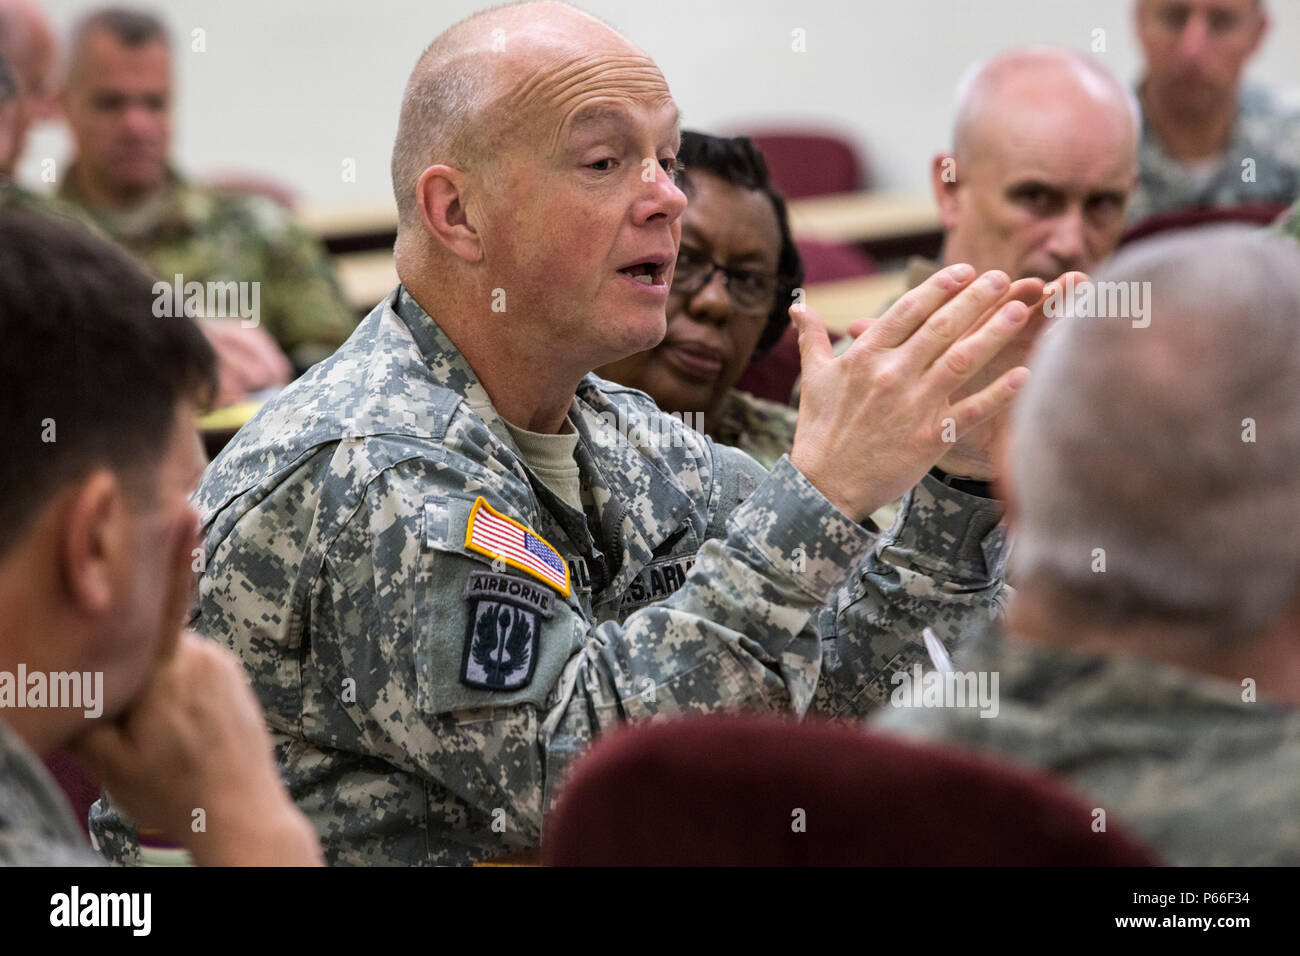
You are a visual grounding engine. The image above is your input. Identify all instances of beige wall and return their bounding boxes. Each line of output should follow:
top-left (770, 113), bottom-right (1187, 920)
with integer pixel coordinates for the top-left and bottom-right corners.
top-left (21, 0), bottom-right (1300, 208)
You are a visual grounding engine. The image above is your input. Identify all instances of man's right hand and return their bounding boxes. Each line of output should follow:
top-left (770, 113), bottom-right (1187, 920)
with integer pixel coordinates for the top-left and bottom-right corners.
top-left (790, 265), bottom-right (1031, 522)
top-left (69, 632), bottom-right (323, 867)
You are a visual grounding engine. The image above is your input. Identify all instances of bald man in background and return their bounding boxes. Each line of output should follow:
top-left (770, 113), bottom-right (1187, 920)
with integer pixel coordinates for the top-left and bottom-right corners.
top-left (93, 1), bottom-right (1045, 865)
top-left (1130, 0), bottom-right (1300, 222)
top-left (800, 47), bottom-right (1135, 497)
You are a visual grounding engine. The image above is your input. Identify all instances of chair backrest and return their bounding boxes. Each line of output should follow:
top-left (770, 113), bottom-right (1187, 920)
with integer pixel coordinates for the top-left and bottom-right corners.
top-left (42, 750), bottom-right (98, 836)
top-left (1122, 201), bottom-right (1291, 247)
top-left (746, 130), bottom-right (867, 199)
top-left (543, 714), bottom-right (1161, 866)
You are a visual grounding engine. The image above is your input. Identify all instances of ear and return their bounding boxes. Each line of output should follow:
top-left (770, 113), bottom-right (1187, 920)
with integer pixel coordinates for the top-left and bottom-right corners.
top-left (932, 153), bottom-right (961, 230)
top-left (417, 164), bottom-right (484, 264)
top-left (59, 469), bottom-right (129, 617)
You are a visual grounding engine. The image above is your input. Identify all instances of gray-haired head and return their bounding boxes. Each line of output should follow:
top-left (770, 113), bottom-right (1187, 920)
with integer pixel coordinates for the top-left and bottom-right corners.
top-left (1010, 226), bottom-right (1300, 642)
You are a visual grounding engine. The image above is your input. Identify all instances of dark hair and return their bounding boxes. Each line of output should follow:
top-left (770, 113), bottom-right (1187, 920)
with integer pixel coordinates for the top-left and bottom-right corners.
top-left (0, 210), bottom-right (215, 557)
top-left (71, 7), bottom-right (168, 55)
top-left (676, 131), bottom-right (804, 354)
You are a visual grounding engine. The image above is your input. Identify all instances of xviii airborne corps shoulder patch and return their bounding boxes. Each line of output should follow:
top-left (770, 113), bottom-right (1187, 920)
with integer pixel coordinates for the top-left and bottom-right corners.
top-left (460, 570), bottom-right (556, 691)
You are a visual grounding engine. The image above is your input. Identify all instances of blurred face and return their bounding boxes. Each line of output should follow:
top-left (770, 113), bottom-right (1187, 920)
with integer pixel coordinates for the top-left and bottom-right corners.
top-left (62, 32), bottom-right (171, 199)
top-left (473, 30), bottom-right (686, 372)
top-left (99, 400), bottom-right (203, 717)
top-left (598, 171), bottom-right (781, 422)
top-left (938, 95), bottom-right (1136, 280)
top-left (1138, 0), bottom-right (1265, 114)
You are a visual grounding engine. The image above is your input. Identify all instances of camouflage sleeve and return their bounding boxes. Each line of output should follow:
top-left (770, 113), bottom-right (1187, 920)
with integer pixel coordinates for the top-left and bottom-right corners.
top-left (258, 214), bottom-right (358, 369)
top-left (812, 472), bottom-right (1010, 716)
top-left (538, 454), bottom-right (874, 797)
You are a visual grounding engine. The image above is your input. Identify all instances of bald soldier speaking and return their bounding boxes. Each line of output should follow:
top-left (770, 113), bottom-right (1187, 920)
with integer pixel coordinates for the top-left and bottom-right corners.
top-left (93, 2), bottom-right (1042, 865)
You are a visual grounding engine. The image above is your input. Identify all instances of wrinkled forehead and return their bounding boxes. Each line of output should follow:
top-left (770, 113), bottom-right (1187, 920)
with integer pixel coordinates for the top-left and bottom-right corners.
top-left (971, 97), bottom-right (1136, 186)
top-left (486, 27), bottom-right (677, 154)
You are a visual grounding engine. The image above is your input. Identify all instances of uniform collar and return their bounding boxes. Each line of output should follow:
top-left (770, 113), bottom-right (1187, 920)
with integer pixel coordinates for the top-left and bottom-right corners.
top-left (394, 287), bottom-right (698, 592)
top-left (58, 165), bottom-right (200, 240)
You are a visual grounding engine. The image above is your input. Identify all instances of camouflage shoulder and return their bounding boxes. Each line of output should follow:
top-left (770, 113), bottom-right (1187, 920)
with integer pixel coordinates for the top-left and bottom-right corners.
top-left (0, 184), bottom-right (110, 239)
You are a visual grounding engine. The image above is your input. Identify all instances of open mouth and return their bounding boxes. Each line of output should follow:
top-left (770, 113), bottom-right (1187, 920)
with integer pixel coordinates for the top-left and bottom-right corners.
top-left (617, 260), bottom-right (669, 287)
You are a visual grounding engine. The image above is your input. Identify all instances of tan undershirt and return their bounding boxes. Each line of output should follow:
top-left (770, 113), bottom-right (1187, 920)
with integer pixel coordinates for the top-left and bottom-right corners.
top-left (503, 420), bottom-right (583, 512)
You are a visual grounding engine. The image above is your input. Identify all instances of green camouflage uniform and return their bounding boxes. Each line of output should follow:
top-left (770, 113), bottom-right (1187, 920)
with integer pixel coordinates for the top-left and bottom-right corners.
top-left (90, 286), bottom-right (1009, 865)
top-left (711, 388), bottom-right (798, 471)
top-left (58, 168), bottom-right (356, 369)
top-left (0, 718), bottom-right (103, 866)
top-left (873, 627), bottom-right (1300, 866)
top-left (1274, 197), bottom-right (1300, 241)
top-left (0, 180), bottom-right (104, 234)
top-left (1128, 86), bottom-right (1300, 224)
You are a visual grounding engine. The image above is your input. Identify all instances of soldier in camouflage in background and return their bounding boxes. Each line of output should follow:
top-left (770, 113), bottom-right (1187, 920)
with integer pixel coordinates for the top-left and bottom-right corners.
top-left (91, 1), bottom-right (1046, 866)
top-left (875, 228), bottom-right (1300, 866)
top-left (56, 8), bottom-right (355, 375)
top-left (1128, 0), bottom-right (1300, 223)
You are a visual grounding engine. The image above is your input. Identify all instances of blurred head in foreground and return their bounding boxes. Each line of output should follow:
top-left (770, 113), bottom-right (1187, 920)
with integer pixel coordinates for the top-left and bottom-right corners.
top-left (1007, 226), bottom-right (1300, 686)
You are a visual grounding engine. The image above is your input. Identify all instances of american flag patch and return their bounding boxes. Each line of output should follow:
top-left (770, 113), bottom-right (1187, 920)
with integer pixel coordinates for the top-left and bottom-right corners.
top-left (464, 497), bottom-right (571, 597)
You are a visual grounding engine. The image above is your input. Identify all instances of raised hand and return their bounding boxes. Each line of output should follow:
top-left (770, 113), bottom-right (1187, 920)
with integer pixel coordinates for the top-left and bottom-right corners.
top-left (790, 265), bottom-right (1032, 521)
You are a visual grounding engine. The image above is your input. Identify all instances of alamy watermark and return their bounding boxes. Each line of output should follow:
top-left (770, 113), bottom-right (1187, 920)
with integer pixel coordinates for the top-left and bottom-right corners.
top-left (1043, 273), bottom-right (1151, 328)
top-left (890, 661), bottom-right (999, 718)
top-left (153, 274), bottom-right (261, 327)
top-left (590, 407), bottom-right (707, 455)
top-left (0, 664), bottom-right (103, 718)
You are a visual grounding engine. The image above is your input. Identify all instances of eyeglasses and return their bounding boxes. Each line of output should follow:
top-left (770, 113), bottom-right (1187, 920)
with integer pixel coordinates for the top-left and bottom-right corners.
top-left (673, 243), bottom-right (780, 314)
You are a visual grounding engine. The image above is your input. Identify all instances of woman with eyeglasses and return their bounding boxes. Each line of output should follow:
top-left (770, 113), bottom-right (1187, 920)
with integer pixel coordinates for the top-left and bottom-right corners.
top-left (596, 130), bottom-right (803, 469)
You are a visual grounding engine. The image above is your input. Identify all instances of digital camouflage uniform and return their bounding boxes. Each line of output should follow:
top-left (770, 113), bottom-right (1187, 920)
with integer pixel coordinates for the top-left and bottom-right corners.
top-left (873, 626), bottom-right (1300, 866)
top-left (711, 388), bottom-right (798, 472)
top-left (91, 287), bottom-right (1008, 865)
top-left (0, 718), bottom-right (103, 866)
top-left (58, 168), bottom-right (356, 369)
top-left (1128, 86), bottom-right (1300, 224)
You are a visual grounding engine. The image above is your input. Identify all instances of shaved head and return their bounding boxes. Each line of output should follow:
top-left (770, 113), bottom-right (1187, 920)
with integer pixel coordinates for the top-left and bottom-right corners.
top-left (390, 0), bottom-right (685, 424)
top-left (390, 1), bottom-right (666, 229)
top-left (953, 47), bottom-right (1138, 168)
top-left (935, 46), bottom-right (1139, 281)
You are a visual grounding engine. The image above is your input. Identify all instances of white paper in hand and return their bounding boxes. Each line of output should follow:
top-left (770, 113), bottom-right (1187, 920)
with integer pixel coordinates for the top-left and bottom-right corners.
top-left (922, 627), bottom-right (954, 673)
